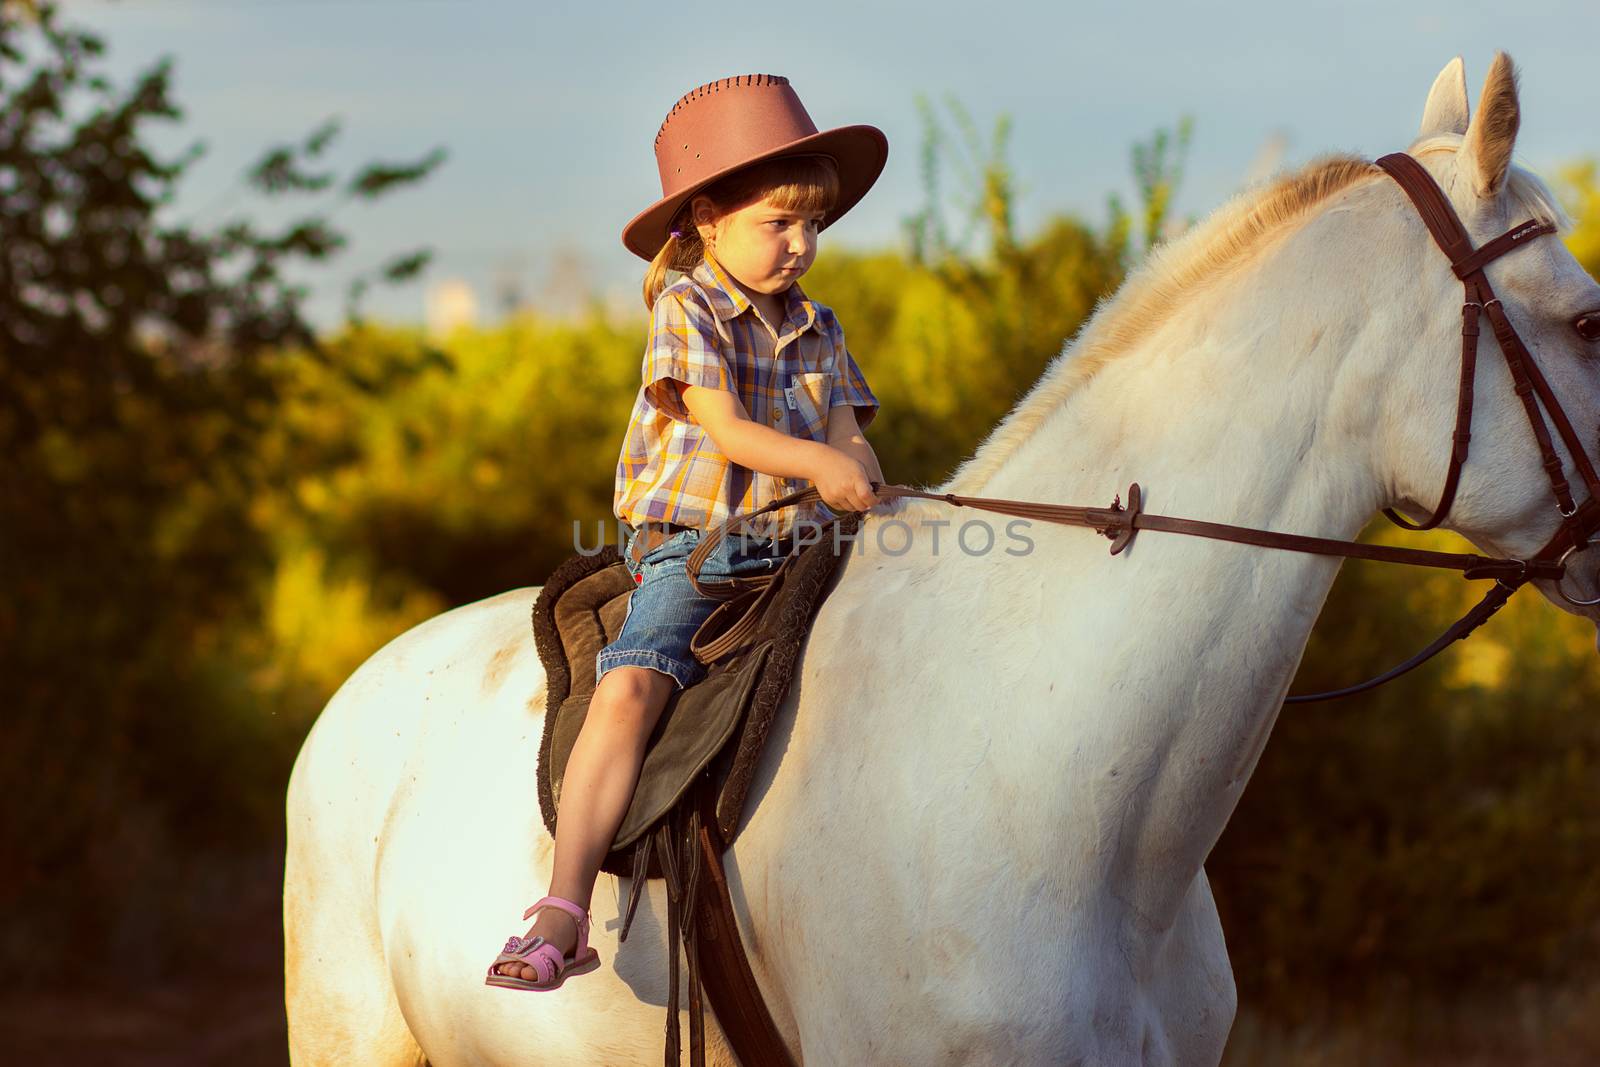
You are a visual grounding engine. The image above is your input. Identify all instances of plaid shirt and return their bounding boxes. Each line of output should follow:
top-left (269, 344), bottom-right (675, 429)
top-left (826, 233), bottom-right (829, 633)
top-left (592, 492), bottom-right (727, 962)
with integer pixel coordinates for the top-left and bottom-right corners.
top-left (614, 256), bottom-right (879, 540)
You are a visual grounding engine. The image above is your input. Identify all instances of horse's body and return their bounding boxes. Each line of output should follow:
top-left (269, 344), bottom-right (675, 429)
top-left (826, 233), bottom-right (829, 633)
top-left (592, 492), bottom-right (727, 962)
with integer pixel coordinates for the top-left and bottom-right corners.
top-left (284, 57), bottom-right (1600, 1065)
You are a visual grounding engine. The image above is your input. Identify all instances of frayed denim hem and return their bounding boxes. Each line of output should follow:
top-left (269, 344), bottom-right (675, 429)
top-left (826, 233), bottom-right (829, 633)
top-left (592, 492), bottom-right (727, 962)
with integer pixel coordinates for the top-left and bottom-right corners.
top-left (595, 648), bottom-right (702, 691)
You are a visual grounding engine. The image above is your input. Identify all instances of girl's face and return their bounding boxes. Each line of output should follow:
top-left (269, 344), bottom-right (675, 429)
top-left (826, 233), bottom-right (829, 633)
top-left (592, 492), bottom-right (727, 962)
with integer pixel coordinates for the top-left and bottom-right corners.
top-left (693, 192), bottom-right (824, 299)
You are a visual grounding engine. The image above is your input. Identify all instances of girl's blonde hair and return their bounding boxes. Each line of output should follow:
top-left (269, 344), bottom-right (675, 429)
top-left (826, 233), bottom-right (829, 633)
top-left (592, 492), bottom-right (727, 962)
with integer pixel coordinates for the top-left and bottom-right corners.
top-left (641, 154), bottom-right (840, 310)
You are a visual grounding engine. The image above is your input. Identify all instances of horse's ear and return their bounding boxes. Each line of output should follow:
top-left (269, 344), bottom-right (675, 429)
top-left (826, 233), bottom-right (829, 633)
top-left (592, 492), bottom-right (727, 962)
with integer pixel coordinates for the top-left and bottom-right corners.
top-left (1461, 51), bottom-right (1520, 197)
top-left (1419, 56), bottom-right (1469, 138)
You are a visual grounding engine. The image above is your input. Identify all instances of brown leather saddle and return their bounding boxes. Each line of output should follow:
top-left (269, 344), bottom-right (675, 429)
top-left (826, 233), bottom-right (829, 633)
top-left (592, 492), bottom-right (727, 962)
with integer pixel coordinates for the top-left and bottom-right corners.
top-left (531, 503), bottom-right (860, 1067)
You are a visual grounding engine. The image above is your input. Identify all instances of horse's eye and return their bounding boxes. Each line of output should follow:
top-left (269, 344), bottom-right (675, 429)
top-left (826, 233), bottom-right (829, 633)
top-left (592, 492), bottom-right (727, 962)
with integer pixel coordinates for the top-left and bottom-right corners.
top-left (1576, 313), bottom-right (1600, 342)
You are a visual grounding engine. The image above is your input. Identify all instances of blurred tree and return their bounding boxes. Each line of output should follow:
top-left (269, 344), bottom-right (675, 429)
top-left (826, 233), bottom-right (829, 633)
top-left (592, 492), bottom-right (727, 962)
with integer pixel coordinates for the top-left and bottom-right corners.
top-left (256, 312), bottom-right (637, 623)
top-left (0, 1), bottom-right (442, 983)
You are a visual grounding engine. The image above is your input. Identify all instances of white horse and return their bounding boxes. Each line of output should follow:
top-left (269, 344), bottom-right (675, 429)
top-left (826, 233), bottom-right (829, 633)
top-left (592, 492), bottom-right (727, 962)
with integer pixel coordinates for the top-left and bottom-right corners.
top-left (284, 55), bottom-right (1600, 1065)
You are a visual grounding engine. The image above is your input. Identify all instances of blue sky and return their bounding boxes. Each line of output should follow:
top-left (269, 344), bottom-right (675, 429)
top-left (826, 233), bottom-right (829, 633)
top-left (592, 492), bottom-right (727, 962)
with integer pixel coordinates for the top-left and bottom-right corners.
top-left (82, 0), bottom-right (1598, 328)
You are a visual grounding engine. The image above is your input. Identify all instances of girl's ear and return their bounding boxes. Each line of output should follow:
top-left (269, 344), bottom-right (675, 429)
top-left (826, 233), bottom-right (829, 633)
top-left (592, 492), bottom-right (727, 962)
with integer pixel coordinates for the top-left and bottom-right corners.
top-left (691, 195), bottom-right (718, 246)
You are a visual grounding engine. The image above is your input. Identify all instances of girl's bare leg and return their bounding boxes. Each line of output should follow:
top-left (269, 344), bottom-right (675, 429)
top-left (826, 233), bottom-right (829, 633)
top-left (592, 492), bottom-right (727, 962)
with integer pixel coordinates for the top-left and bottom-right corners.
top-left (495, 664), bottom-right (675, 980)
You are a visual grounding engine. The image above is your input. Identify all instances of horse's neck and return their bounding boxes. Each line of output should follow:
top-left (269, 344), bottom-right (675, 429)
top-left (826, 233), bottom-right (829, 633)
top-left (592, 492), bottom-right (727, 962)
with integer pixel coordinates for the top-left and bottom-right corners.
top-left (889, 226), bottom-right (1398, 929)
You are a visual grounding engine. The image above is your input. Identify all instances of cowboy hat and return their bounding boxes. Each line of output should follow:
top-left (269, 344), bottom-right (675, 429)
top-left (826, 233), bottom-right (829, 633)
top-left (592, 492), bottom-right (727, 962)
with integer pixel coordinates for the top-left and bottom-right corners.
top-left (621, 73), bottom-right (888, 262)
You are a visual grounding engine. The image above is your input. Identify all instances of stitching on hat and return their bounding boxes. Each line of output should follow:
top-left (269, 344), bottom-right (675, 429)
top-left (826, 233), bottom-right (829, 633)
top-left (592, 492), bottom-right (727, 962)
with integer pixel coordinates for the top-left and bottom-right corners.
top-left (654, 74), bottom-right (789, 147)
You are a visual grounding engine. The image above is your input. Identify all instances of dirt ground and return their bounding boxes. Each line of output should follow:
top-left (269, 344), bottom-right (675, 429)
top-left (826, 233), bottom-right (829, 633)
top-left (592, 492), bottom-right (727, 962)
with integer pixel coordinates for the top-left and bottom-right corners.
top-left (0, 863), bottom-right (291, 1066)
top-left (9, 983), bottom-right (1600, 1067)
top-left (5, 924), bottom-right (1597, 1067)
top-left (1, 980), bottom-right (287, 1067)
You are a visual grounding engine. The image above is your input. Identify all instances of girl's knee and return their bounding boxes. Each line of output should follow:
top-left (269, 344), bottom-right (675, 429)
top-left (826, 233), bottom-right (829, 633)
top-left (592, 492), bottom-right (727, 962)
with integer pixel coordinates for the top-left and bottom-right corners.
top-left (592, 666), bottom-right (673, 729)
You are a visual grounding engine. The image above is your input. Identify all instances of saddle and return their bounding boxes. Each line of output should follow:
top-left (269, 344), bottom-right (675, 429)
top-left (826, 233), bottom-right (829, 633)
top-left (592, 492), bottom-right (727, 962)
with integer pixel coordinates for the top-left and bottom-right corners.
top-left (532, 498), bottom-right (859, 1067)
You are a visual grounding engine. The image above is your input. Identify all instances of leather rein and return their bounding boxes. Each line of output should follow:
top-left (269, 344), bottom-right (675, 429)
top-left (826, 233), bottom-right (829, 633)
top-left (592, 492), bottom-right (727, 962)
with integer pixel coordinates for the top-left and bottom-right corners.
top-left (687, 152), bottom-right (1600, 703)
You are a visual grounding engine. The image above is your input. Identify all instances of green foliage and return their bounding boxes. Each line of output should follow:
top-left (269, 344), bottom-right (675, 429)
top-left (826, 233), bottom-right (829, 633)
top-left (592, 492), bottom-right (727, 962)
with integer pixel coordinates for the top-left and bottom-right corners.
top-left (255, 314), bottom-right (638, 616)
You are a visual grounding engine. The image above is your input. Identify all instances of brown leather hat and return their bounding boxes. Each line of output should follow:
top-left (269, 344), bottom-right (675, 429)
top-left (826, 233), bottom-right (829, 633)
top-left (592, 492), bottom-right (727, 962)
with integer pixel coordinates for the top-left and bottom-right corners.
top-left (621, 74), bottom-right (888, 262)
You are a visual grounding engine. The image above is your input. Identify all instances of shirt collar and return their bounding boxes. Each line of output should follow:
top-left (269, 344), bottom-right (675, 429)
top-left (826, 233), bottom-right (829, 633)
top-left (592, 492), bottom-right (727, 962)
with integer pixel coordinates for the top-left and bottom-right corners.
top-left (692, 256), bottom-right (818, 335)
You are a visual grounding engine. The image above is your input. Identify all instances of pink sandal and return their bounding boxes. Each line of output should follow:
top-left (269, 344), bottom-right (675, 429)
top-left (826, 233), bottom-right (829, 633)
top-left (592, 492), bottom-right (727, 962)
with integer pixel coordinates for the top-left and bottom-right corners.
top-left (483, 895), bottom-right (601, 991)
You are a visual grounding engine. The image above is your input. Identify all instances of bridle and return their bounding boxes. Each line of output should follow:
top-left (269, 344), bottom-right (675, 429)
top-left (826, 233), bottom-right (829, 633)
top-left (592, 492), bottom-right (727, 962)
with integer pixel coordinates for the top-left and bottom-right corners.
top-left (687, 152), bottom-right (1600, 702)
top-left (1371, 153), bottom-right (1600, 601)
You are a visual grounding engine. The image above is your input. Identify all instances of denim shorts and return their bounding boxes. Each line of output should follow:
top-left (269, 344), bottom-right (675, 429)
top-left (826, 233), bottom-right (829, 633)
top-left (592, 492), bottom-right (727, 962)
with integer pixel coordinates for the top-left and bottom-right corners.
top-left (595, 525), bottom-right (789, 690)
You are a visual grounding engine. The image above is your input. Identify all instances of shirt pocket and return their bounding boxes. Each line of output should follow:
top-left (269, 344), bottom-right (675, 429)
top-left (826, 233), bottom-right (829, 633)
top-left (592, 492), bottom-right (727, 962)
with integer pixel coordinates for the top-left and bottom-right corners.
top-left (786, 370), bottom-right (833, 440)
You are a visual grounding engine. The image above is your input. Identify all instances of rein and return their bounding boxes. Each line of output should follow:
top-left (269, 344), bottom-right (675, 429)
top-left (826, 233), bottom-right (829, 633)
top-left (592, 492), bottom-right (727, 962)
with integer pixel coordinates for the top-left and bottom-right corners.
top-left (686, 151), bottom-right (1599, 704)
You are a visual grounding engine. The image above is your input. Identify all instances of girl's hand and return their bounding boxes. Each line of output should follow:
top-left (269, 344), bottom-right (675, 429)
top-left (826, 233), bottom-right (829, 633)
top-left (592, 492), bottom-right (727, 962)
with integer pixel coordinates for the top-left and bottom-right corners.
top-left (811, 447), bottom-right (879, 513)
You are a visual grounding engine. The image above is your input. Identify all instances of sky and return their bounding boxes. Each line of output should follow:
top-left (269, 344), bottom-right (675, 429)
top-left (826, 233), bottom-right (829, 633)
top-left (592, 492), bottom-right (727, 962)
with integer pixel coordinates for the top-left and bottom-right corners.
top-left (75, 0), bottom-right (1600, 330)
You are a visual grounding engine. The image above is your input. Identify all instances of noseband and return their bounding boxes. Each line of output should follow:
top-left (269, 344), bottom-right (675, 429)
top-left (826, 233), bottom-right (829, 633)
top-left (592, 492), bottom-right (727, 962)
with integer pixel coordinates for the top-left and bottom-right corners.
top-left (689, 152), bottom-right (1600, 703)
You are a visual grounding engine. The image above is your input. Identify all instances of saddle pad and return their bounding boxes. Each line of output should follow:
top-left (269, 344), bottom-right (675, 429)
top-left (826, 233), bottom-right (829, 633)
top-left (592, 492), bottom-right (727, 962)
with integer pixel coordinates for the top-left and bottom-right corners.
top-left (532, 514), bottom-right (860, 877)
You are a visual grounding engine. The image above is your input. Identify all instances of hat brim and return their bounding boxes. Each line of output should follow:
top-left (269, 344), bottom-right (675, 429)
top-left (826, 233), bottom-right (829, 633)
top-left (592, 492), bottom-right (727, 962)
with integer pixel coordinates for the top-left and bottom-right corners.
top-left (620, 124), bottom-right (889, 262)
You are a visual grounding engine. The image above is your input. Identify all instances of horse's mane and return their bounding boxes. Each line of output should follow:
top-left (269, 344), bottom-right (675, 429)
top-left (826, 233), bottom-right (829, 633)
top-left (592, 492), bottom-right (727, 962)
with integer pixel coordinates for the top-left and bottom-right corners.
top-left (936, 138), bottom-right (1570, 498)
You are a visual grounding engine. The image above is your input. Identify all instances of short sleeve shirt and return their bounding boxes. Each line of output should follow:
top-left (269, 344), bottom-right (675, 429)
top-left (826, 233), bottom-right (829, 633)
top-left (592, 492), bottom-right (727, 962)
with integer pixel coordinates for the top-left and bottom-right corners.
top-left (614, 256), bottom-right (879, 540)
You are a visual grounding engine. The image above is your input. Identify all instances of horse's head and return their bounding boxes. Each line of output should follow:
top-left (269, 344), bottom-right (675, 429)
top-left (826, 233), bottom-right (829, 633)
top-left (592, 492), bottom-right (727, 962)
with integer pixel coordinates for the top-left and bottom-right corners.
top-left (1379, 53), bottom-right (1600, 629)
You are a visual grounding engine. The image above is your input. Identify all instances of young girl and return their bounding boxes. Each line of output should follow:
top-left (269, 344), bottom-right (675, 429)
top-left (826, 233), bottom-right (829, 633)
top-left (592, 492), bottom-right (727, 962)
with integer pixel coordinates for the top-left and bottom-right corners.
top-left (486, 73), bottom-right (889, 991)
